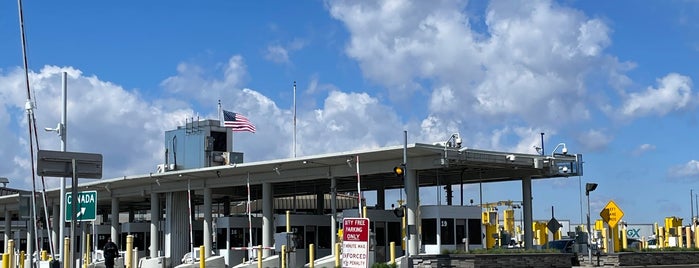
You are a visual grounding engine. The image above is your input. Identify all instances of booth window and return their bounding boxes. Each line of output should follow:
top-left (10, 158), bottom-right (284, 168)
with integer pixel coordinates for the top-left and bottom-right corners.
top-left (421, 218), bottom-right (437, 244)
top-left (440, 218), bottom-right (454, 245)
top-left (387, 222), bottom-right (401, 245)
top-left (216, 229), bottom-right (226, 249)
top-left (456, 219), bottom-right (466, 244)
top-left (318, 226), bottom-right (331, 249)
top-left (468, 219), bottom-right (482, 245)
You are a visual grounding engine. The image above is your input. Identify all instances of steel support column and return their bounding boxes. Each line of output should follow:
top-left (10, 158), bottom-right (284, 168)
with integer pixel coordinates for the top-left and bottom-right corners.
top-left (262, 182), bottom-right (273, 257)
top-left (204, 187), bottom-right (212, 258)
top-left (522, 177), bottom-right (533, 249)
top-left (150, 192), bottom-right (159, 258)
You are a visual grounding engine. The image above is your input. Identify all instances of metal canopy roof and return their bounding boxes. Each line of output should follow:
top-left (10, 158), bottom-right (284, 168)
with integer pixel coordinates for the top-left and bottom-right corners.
top-left (0, 142), bottom-right (582, 213)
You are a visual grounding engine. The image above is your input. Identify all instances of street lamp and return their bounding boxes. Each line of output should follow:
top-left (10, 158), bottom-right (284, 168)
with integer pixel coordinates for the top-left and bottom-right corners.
top-left (586, 183), bottom-right (598, 265)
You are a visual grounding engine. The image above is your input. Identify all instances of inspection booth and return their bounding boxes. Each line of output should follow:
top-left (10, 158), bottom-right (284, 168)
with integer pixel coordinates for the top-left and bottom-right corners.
top-left (420, 205), bottom-right (482, 254)
top-left (216, 216), bottom-right (263, 267)
top-left (274, 214), bottom-right (332, 267)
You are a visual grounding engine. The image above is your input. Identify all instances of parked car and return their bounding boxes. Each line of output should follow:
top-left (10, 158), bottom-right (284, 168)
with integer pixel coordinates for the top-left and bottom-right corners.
top-left (647, 238), bottom-right (657, 249)
top-left (626, 238), bottom-right (642, 250)
top-left (545, 239), bottom-right (575, 253)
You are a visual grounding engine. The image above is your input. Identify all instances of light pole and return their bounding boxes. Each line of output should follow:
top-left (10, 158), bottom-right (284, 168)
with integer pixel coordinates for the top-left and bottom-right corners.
top-left (586, 183), bottom-right (598, 265)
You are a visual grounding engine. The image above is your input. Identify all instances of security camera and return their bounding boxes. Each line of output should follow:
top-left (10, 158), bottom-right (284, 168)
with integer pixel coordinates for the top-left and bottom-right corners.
top-left (562, 147), bottom-right (568, 155)
top-left (560, 166), bottom-right (569, 173)
top-left (506, 154), bottom-right (516, 162)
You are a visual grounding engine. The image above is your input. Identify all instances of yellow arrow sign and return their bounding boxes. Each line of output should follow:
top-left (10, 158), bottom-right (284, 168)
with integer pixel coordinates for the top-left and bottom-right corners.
top-left (600, 200), bottom-right (624, 228)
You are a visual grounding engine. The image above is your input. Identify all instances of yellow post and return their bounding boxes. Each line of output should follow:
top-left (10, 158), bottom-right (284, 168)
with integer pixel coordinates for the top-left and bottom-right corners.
top-left (621, 225), bottom-right (627, 250)
top-left (126, 235), bottom-right (134, 268)
top-left (85, 234), bottom-right (92, 268)
top-left (612, 225), bottom-right (620, 252)
top-left (677, 226), bottom-right (684, 247)
top-left (363, 206), bottom-right (367, 219)
top-left (658, 228), bottom-right (665, 249)
top-left (641, 236), bottom-right (646, 249)
top-left (389, 242), bottom-right (395, 265)
top-left (199, 245), bottom-right (205, 268)
top-left (2, 253), bottom-right (8, 268)
top-left (695, 225), bottom-right (699, 248)
top-left (686, 227), bottom-right (692, 249)
top-left (7, 239), bottom-right (14, 268)
top-left (257, 245), bottom-right (262, 268)
top-left (286, 211), bottom-right (291, 233)
top-left (601, 227), bottom-right (608, 253)
top-left (64, 238), bottom-right (71, 268)
top-left (41, 250), bottom-right (47, 261)
top-left (334, 243), bottom-right (340, 267)
top-left (281, 245), bottom-right (286, 268)
top-left (19, 251), bottom-right (24, 268)
top-left (309, 243), bottom-right (315, 268)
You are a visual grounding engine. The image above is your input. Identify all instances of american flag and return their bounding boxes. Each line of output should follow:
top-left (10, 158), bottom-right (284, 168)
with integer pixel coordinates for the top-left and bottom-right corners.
top-left (223, 110), bottom-right (256, 133)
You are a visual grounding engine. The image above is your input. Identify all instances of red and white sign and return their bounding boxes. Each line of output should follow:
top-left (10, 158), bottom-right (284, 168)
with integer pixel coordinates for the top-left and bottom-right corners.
top-left (342, 218), bottom-right (370, 268)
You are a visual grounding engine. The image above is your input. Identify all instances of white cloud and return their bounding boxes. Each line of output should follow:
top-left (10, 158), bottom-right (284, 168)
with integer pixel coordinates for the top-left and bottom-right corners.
top-left (160, 55), bottom-right (248, 106)
top-left (619, 73), bottom-right (695, 118)
top-left (0, 65), bottom-right (193, 188)
top-left (668, 160), bottom-right (699, 179)
top-left (576, 129), bottom-right (613, 151)
top-left (264, 45), bottom-right (290, 64)
top-left (328, 0), bottom-right (614, 145)
top-left (264, 38), bottom-right (308, 65)
top-left (632, 143), bottom-right (656, 156)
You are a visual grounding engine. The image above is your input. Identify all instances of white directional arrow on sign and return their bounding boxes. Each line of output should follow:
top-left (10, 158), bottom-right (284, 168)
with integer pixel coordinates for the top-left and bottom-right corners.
top-left (76, 207), bottom-right (86, 219)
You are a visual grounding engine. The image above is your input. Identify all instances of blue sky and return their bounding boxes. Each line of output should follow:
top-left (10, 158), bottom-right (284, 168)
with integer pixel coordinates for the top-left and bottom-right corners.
top-left (1, 0), bottom-right (699, 225)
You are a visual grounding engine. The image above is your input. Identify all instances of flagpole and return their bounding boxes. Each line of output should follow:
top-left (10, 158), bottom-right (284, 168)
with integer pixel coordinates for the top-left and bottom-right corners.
top-left (293, 81), bottom-right (297, 158)
top-left (218, 100), bottom-right (222, 126)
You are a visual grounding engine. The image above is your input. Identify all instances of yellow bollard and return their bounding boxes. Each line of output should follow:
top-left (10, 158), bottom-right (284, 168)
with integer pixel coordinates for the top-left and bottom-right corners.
top-left (335, 243), bottom-right (341, 267)
top-left (281, 245), bottom-right (286, 268)
top-left (19, 251), bottom-right (24, 268)
top-left (257, 245), bottom-right (262, 268)
top-left (678, 226), bottom-right (684, 247)
top-left (126, 235), bottom-right (134, 268)
top-left (7, 239), bottom-right (14, 268)
top-left (86, 234), bottom-right (91, 267)
top-left (41, 250), bottom-right (47, 261)
top-left (363, 206), bottom-right (367, 218)
top-left (686, 227), bottom-right (692, 249)
top-left (286, 211), bottom-right (291, 233)
top-left (309, 243), bottom-right (315, 268)
top-left (390, 242), bottom-right (396, 265)
top-left (64, 238), bottom-right (71, 268)
top-left (621, 225), bottom-right (628, 250)
top-left (199, 245), bottom-right (205, 268)
top-left (2, 253), bottom-right (9, 268)
top-left (602, 228), bottom-right (608, 253)
top-left (695, 225), bottom-right (699, 248)
top-left (659, 228), bottom-right (665, 249)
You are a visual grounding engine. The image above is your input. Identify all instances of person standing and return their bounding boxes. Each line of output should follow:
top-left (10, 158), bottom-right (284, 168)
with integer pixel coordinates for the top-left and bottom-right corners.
top-left (103, 238), bottom-right (119, 268)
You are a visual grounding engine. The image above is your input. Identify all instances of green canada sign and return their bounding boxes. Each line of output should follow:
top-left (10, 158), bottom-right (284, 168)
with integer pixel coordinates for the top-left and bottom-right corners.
top-left (66, 190), bottom-right (97, 222)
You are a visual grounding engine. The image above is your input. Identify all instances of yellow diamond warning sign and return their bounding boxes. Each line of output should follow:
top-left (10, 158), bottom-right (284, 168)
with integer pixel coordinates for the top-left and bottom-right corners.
top-left (600, 200), bottom-right (624, 228)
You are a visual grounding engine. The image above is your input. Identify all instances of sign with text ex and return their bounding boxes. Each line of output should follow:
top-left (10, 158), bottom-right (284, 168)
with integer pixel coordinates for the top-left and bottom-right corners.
top-left (66, 190), bottom-right (97, 222)
top-left (342, 218), bottom-right (370, 268)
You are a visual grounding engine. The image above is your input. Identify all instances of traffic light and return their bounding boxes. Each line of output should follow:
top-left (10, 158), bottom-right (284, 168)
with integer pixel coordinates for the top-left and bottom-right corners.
top-left (393, 205), bottom-right (405, 218)
top-left (393, 164), bottom-right (405, 177)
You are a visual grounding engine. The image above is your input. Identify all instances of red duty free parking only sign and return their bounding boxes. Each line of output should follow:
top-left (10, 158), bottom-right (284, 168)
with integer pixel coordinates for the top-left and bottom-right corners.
top-left (342, 218), bottom-right (370, 268)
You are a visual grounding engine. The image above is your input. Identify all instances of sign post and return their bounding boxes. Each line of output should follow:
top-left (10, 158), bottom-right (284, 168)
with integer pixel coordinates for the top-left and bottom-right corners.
top-left (342, 218), bottom-right (370, 268)
top-left (37, 150), bottom-right (102, 268)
